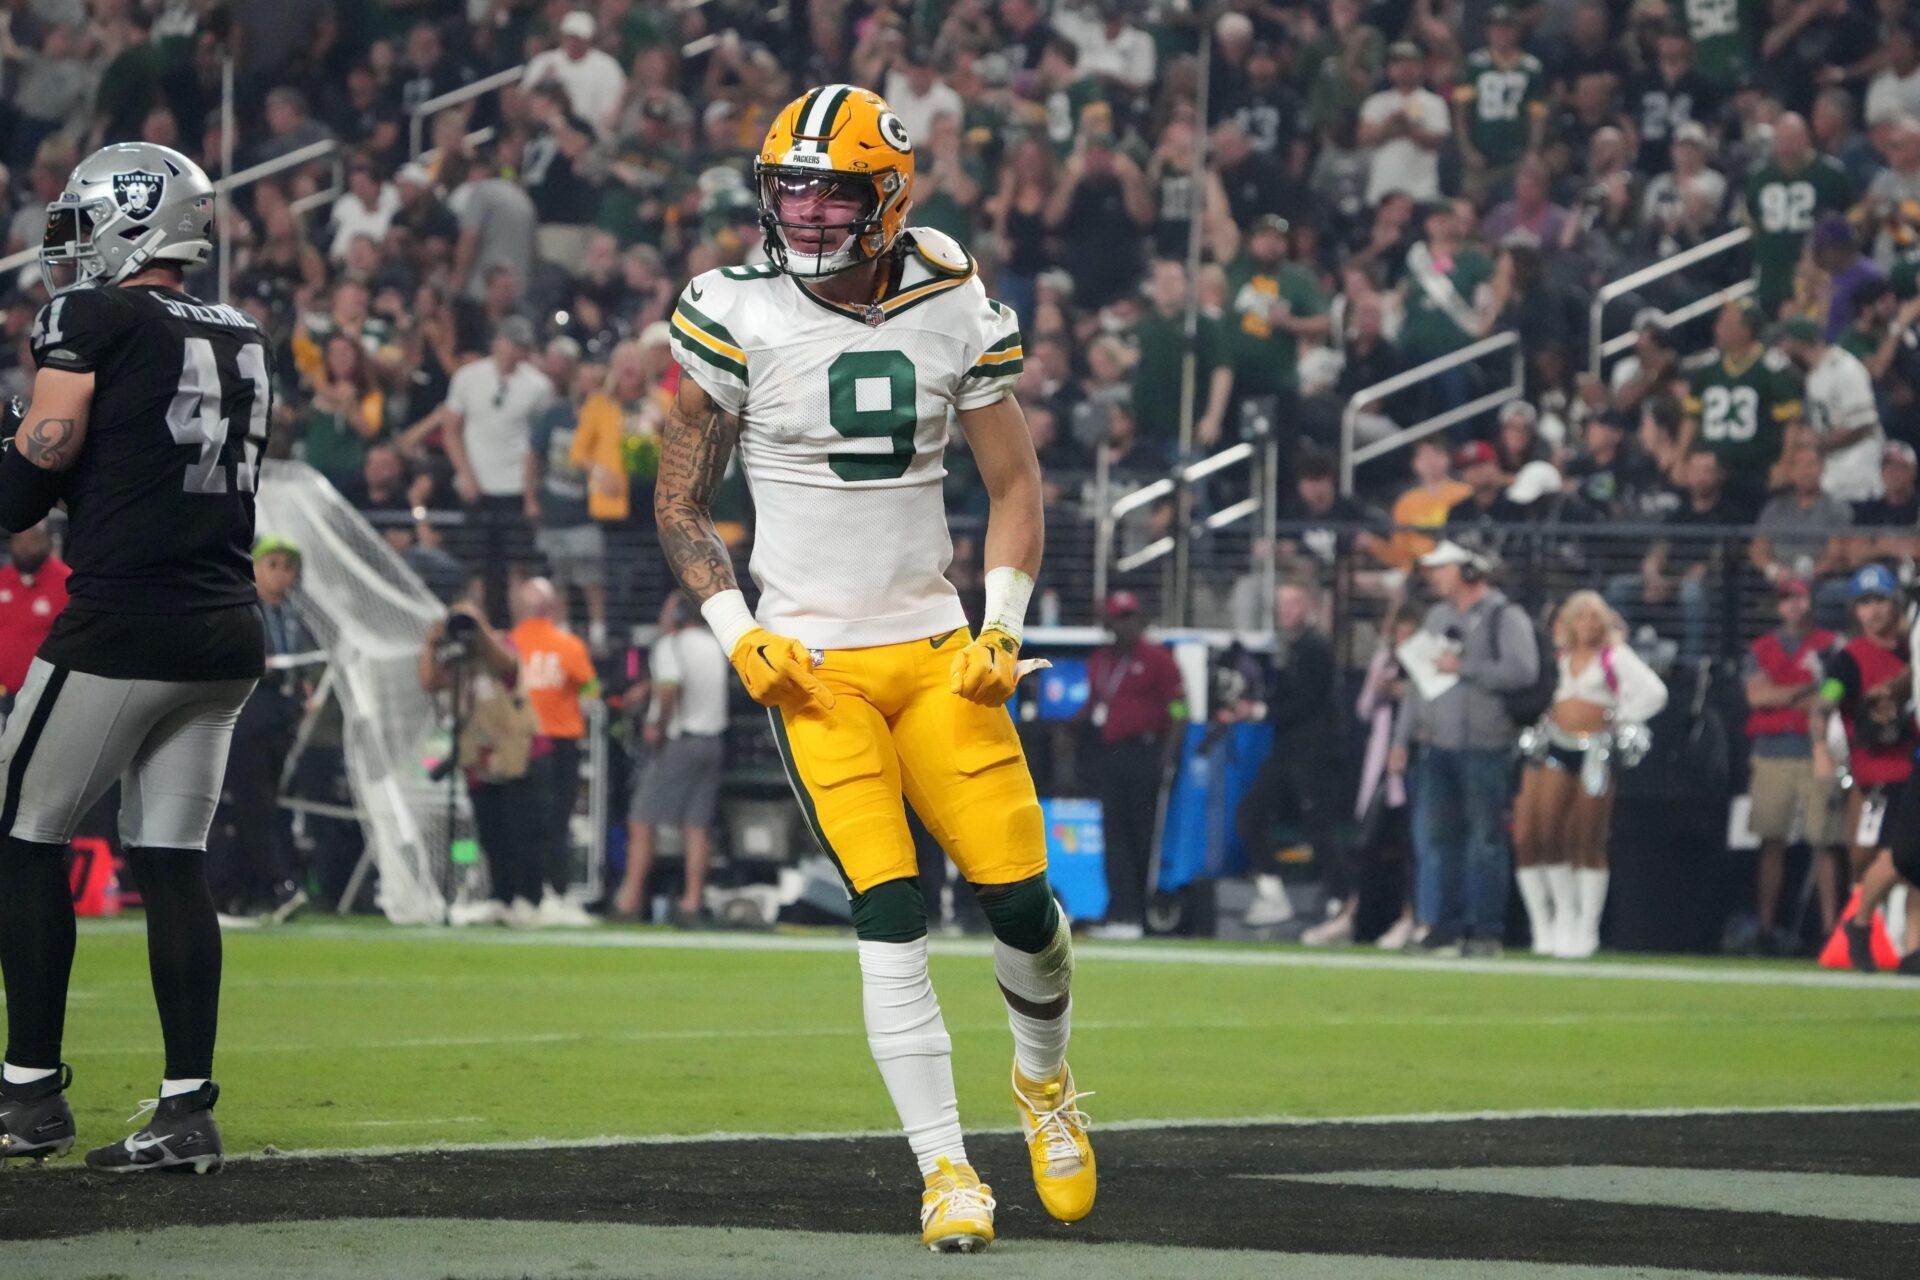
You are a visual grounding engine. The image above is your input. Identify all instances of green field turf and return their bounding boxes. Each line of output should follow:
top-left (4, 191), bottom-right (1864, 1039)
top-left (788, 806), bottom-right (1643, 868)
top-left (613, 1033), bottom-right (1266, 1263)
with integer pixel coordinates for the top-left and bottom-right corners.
top-left (45, 919), bottom-right (1920, 1156)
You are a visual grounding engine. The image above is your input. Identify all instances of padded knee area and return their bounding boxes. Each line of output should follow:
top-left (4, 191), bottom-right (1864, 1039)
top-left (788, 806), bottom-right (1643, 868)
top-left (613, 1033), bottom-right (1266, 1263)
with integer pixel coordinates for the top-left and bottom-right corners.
top-left (972, 872), bottom-right (1061, 954)
top-left (983, 878), bottom-right (1074, 1006)
top-left (850, 876), bottom-right (928, 943)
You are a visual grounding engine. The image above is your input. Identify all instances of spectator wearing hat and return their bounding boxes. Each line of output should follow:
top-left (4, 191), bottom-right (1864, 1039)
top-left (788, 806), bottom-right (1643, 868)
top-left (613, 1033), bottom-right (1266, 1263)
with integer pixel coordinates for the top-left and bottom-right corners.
top-left (1744, 575), bottom-right (1844, 950)
top-left (1493, 399), bottom-right (1552, 475)
top-left (1811, 564), bottom-right (1916, 897)
top-left (209, 536), bottom-right (314, 924)
top-left (0, 521), bottom-right (68, 714)
top-left (1452, 7), bottom-right (1549, 200)
top-left (1626, 27), bottom-right (1719, 178)
top-left (1744, 113), bottom-right (1855, 317)
top-left (1563, 410), bottom-right (1665, 519)
top-left (1083, 591), bottom-right (1186, 940)
top-left (1390, 541), bottom-right (1540, 956)
top-left (1776, 314), bottom-right (1885, 502)
top-left (1446, 441), bottom-right (1531, 527)
top-left (1640, 121), bottom-right (1729, 261)
top-left (1055, 0), bottom-right (1157, 100)
top-left (524, 11), bottom-right (627, 138)
top-left (1360, 42), bottom-right (1449, 207)
top-left (1225, 215), bottom-right (1327, 449)
top-left (442, 315), bottom-right (558, 625)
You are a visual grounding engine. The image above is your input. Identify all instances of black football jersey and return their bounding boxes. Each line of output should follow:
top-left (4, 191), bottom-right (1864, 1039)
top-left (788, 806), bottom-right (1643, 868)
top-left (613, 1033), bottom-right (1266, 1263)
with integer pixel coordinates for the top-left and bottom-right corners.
top-left (28, 283), bottom-right (271, 615)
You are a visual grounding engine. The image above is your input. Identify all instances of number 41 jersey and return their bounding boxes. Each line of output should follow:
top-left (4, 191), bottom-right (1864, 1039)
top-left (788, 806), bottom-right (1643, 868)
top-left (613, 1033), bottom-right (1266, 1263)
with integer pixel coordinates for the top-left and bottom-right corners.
top-left (670, 228), bottom-right (1022, 650)
top-left (29, 283), bottom-right (271, 614)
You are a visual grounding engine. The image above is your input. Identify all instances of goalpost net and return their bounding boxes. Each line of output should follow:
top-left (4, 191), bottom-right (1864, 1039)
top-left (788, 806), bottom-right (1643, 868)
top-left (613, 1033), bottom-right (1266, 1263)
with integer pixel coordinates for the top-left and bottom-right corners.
top-left (257, 460), bottom-right (454, 923)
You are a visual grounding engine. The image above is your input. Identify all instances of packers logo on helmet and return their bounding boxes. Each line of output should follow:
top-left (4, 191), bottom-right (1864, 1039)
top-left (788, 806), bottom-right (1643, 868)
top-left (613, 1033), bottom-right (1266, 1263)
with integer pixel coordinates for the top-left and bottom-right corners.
top-left (756, 84), bottom-right (915, 278)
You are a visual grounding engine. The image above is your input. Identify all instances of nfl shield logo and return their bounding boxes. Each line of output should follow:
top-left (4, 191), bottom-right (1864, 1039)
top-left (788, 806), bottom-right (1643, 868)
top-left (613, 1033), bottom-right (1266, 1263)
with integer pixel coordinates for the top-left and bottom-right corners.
top-left (112, 170), bottom-right (166, 220)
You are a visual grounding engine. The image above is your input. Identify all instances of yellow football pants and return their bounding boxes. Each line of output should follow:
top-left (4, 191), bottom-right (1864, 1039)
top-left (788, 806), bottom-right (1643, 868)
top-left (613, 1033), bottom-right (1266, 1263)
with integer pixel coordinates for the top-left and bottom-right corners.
top-left (768, 628), bottom-right (1047, 893)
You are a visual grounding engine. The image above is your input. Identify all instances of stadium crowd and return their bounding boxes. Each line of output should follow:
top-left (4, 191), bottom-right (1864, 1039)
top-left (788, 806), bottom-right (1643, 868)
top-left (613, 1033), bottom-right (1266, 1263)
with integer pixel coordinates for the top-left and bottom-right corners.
top-left (2, 0), bottom-right (1920, 959)
top-left (0, 0), bottom-right (1914, 634)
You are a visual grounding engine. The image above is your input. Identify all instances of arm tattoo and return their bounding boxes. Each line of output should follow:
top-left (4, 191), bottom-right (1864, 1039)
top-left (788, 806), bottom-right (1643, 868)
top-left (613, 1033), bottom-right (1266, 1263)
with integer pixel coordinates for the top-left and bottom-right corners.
top-left (655, 387), bottom-right (743, 601)
top-left (20, 417), bottom-right (79, 470)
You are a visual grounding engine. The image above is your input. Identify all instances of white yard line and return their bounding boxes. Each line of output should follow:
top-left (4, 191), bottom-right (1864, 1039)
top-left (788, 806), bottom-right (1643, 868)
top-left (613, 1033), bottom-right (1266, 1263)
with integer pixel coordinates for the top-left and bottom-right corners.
top-left (58, 1007), bottom-right (1916, 1058)
top-left (170, 922), bottom-right (1920, 993)
top-left (227, 1100), bottom-right (1920, 1164)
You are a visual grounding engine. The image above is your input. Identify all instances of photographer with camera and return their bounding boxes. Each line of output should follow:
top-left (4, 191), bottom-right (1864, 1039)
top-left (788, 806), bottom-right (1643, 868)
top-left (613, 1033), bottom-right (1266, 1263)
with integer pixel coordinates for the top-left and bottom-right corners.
top-left (420, 586), bottom-right (546, 926)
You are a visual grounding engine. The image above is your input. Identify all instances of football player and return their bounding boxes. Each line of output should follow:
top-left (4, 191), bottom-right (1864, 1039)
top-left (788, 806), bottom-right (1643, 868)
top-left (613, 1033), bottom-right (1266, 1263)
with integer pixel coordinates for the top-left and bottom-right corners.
top-left (656, 85), bottom-right (1092, 1252)
top-left (0, 143), bottom-right (272, 1172)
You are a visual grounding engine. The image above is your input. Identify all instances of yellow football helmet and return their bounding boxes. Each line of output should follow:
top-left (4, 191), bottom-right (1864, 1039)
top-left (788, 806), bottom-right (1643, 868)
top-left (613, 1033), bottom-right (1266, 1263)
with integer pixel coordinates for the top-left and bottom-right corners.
top-left (756, 84), bottom-right (915, 277)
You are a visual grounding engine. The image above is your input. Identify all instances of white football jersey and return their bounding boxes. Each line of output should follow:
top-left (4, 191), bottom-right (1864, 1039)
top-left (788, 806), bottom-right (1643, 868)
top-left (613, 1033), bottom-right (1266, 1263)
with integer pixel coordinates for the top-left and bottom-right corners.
top-left (669, 227), bottom-right (1023, 650)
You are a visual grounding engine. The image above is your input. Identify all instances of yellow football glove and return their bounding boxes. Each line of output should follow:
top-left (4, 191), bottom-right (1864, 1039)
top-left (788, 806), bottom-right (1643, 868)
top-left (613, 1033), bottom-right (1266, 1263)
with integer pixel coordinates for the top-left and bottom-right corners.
top-left (948, 628), bottom-right (1051, 707)
top-left (729, 628), bottom-right (836, 713)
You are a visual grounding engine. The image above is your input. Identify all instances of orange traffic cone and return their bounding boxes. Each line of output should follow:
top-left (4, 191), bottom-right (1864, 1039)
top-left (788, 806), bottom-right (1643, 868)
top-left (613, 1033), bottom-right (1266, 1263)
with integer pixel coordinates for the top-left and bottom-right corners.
top-left (1818, 889), bottom-right (1901, 970)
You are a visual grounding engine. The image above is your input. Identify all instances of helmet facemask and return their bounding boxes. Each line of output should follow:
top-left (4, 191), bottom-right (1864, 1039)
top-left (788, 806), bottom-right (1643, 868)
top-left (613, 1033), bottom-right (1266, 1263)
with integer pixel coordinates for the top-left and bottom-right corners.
top-left (40, 199), bottom-right (115, 294)
top-left (757, 167), bottom-right (899, 278)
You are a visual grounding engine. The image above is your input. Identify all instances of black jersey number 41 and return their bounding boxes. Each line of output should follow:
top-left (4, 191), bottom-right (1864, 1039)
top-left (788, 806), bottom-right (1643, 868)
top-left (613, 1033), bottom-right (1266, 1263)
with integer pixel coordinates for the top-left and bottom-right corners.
top-left (166, 337), bottom-right (271, 494)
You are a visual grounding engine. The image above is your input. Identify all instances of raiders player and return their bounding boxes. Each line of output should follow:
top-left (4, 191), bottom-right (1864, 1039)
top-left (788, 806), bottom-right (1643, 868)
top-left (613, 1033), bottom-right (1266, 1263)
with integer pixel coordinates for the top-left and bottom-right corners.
top-left (0, 143), bottom-right (271, 1172)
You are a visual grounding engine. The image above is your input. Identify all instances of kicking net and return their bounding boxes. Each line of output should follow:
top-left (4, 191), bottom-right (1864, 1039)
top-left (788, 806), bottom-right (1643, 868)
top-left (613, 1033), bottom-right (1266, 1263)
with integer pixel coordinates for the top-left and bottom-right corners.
top-left (257, 460), bottom-right (453, 923)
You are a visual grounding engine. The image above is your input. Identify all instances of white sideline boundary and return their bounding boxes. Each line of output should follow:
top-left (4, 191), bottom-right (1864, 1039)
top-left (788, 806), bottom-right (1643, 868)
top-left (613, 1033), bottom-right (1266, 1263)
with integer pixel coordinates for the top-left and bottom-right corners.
top-left (187, 921), bottom-right (1920, 993)
top-left (232, 1100), bottom-right (1920, 1165)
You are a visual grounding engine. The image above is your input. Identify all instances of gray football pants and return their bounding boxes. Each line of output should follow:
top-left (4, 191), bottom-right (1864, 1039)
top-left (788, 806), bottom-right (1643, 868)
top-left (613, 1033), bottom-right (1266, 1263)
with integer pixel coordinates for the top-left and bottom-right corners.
top-left (0, 658), bottom-right (256, 849)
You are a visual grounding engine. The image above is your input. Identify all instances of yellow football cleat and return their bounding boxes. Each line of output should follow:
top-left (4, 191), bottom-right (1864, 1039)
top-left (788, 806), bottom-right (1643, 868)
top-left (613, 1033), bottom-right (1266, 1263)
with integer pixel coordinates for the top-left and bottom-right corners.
top-left (920, 1156), bottom-right (996, 1253)
top-left (1013, 1063), bottom-right (1097, 1222)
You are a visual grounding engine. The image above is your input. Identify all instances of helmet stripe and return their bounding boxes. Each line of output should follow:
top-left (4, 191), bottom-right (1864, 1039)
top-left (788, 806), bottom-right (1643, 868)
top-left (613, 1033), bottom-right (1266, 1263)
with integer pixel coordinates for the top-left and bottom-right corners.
top-left (799, 83), bottom-right (853, 152)
top-left (791, 86), bottom-right (825, 141)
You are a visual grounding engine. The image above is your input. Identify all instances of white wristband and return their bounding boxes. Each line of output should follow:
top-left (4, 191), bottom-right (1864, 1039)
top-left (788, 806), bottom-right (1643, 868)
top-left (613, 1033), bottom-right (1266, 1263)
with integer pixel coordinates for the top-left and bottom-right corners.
top-left (982, 566), bottom-right (1035, 644)
top-left (699, 589), bottom-right (757, 653)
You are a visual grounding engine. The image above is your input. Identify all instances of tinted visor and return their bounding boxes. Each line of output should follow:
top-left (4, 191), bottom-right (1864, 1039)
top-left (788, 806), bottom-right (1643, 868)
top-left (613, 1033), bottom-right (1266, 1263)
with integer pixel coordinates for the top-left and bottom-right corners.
top-left (761, 171), bottom-right (877, 256)
top-left (41, 205), bottom-right (93, 292)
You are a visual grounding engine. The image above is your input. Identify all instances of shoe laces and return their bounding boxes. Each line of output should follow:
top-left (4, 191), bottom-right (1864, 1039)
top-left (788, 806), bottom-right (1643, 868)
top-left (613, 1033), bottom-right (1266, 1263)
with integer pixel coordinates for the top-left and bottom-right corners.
top-left (921, 1158), bottom-right (996, 1227)
top-left (1019, 1077), bottom-right (1094, 1167)
top-left (125, 1098), bottom-right (160, 1126)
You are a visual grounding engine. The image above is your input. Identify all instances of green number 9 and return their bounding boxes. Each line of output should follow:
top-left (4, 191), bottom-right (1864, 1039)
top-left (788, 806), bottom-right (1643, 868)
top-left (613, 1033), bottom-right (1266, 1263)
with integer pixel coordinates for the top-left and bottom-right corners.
top-left (827, 350), bottom-right (917, 482)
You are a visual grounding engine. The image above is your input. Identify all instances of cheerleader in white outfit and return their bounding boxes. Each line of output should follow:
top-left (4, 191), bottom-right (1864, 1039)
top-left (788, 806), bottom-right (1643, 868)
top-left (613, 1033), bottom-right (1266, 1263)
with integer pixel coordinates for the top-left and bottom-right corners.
top-left (1512, 591), bottom-right (1669, 958)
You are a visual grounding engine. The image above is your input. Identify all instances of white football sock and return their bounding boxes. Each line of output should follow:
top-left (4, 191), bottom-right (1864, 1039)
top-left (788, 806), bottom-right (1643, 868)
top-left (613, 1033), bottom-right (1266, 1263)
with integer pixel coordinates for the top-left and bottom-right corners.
top-left (161, 1077), bottom-right (207, 1099)
top-left (1514, 866), bottom-right (1553, 947)
top-left (3, 1063), bottom-right (56, 1086)
top-left (858, 938), bottom-right (965, 1177)
top-left (1576, 868), bottom-right (1610, 943)
top-left (1544, 863), bottom-right (1578, 949)
top-left (994, 911), bottom-right (1075, 1081)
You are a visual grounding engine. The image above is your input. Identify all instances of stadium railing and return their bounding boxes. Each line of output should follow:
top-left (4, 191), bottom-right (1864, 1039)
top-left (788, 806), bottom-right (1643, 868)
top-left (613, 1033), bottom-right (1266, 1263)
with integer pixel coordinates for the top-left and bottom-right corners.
top-left (407, 65), bottom-right (527, 161)
top-left (1338, 331), bottom-right (1525, 497)
top-left (1588, 226), bottom-right (1755, 378)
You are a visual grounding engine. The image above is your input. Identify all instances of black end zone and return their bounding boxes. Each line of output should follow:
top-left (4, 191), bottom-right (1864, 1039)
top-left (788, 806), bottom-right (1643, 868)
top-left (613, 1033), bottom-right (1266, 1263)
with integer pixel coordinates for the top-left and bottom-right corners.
top-left (2, 1110), bottom-right (1916, 1277)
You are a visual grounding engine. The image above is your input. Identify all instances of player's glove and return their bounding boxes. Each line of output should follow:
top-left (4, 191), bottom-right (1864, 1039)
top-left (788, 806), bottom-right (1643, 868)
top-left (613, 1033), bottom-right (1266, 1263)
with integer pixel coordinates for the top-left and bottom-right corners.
top-left (729, 628), bottom-right (836, 713)
top-left (948, 628), bottom-right (1051, 707)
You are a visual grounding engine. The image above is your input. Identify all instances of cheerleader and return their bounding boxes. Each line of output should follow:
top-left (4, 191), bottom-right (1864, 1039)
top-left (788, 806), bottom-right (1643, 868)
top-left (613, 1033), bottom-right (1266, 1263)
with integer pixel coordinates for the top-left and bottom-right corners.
top-left (1513, 591), bottom-right (1668, 957)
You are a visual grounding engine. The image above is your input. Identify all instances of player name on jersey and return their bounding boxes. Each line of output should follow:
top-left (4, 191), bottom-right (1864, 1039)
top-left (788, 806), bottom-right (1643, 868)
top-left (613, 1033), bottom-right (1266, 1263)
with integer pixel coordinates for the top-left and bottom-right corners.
top-left (156, 298), bottom-right (259, 330)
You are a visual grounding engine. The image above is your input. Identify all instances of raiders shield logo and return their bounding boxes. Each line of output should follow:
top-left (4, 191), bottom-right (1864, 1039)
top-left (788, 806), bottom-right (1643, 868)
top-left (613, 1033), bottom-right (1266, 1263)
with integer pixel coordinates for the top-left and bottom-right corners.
top-left (112, 170), bottom-right (166, 220)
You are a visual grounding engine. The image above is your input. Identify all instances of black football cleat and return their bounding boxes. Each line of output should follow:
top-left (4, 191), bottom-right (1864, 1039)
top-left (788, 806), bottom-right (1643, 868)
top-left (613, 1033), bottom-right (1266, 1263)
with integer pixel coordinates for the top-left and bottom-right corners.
top-left (1842, 919), bottom-right (1878, 973)
top-left (1898, 950), bottom-right (1920, 978)
top-left (0, 1064), bottom-right (76, 1163)
top-left (85, 1082), bottom-right (223, 1174)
